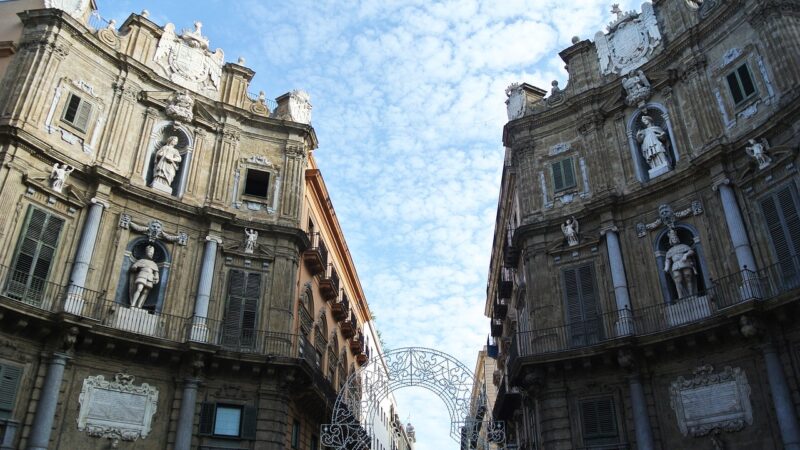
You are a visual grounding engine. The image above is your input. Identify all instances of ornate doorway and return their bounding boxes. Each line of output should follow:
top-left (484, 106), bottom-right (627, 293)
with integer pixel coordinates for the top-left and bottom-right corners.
top-left (321, 347), bottom-right (506, 449)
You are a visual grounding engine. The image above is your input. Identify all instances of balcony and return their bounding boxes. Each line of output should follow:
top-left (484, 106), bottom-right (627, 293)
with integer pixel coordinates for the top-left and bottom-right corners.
top-left (331, 293), bottom-right (349, 322)
top-left (510, 257), bottom-right (800, 366)
top-left (494, 297), bottom-right (508, 320)
top-left (350, 335), bottom-right (364, 354)
top-left (319, 264), bottom-right (339, 301)
top-left (357, 347), bottom-right (369, 366)
top-left (340, 312), bottom-right (357, 339)
top-left (491, 318), bottom-right (503, 337)
top-left (498, 268), bottom-right (513, 299)
top-left (302, 232), bottom-right (327, 276)
top-left (503, 227), bottom-right (520, 268)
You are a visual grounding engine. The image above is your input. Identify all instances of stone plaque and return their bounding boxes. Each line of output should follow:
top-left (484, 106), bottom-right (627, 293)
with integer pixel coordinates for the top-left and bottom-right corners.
top-left (670, 365), bottom-right (752, 437)
top-left (78, 373), bottom-right (158, 442)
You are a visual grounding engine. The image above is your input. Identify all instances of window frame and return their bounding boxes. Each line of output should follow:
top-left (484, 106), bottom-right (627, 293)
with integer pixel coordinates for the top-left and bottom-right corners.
top-left (561, 263), bottom-right (603, 347)
top-left (579, 395), bottom-right (621, 448)
top-left (242, 168), bottom-right (271, 198)
top-left (60, 92), bottom-right (94, 133)
top-left (551, 156), bottom-right (577, 193)
top-left (198, 402), bottom-right (257, 440)
top-left (760, 183), bottom-right (800, 287)
top-left (0, 362), bottom-right (23, 420)
top-left (726, 63), bottom-right (758, 107)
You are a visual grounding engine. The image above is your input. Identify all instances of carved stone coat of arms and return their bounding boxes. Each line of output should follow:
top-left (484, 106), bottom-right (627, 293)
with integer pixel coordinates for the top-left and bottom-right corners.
top-left (153, 22), bottom-right (224, 96)
top-left (595, 3), bottom-right (662, 76)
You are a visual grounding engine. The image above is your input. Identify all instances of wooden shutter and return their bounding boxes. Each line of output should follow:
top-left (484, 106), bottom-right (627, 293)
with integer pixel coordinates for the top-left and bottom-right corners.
top-left (563, 267), bottom-right (585, 345)
top-left (581, 397), bottom-right (619, 445)
top-left (222, 270), bottom-right (246, 348)
top-left (241, 405), bottom-right (257, 440)
top-left (552, 160), bottom-right (564, 191)
top-left (241, 272), bottom-right (260, 348)
top-left (564, 264), bottom-right (601, 346)
top-left (198, 402), bottom-right (215, 435)
top-left (0, 364), bottom-right (22, 418)
top-left (762, 186), bottom-right (800, 286)
top-left (74, 100), bottom-right (92, 131)
top-left (7, 207), bottom-right (64, 304)
top-left (562, 157), bottom-right (576, 189)
top-left (578, 264), bottom-right (601, 344)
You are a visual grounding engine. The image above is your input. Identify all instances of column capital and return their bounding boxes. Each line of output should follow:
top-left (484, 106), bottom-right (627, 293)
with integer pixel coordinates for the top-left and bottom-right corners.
top-left (712, 177), bottom-right (732, 192)
top-left (205, 235), bottom-right (223, 244)
top-left (89, 197), bottom-right (109, 208)
top-left (600, 224), bottom-right (619, 236)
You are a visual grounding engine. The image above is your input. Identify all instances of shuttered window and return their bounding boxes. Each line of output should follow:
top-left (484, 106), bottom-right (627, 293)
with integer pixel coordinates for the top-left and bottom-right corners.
top-left (551, 157), bottom-right (576, 192)
top-left (61, 93), bottom-right (93, 132)
top-left (5, 206), bottom-right (64, 305)
top-left (761, 185), bottom-right (800, 288)
top-left (562, 264), bottom-right (603, 347)
top-left (221, 270), bottom-right (261, 350)
top-left (0, 363), bottom-right (22, 419)
top-left (198, 402), bottom-right (257, 439)
top-left (726, 63), bottom-right (757, 106)
top-left (580, 397), bottom-right (619, 447)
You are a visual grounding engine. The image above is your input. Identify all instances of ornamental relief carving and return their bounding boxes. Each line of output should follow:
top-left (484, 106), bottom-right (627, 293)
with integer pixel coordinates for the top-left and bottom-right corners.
top-left (77, 373), bottom-right (159, 444)
top-left (153, 22), bottom-right (224, 96)
top-left (595, 3), bottom-right (662, 76)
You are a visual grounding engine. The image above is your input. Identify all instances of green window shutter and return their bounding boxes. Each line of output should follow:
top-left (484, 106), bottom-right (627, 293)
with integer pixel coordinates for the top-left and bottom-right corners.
top-left (241, 405), bottom-right (257, 440)
top-left (562, 157), bottom-right (576, 189)
top-left (7, 207), bottom-right (64, 304)
top-left (552, 160), bottom-right (564, 191)
top-left (727, 72), bottom-right (744, 104)
top-left (563, 267), bottom-right (584, 345)
top-left (0, 364), bottom-right (22, 419)
top-left (578, 264), bottom-right (602, 343)
top-left (241, 272), bottom-right (260, 348)
top-left (222, 270), bottom-right (246, 347)
top-left (581, 397), bottom-right (619, 446)
top-left (198, 402), bottom-right (215, 435)
top-left (762, 186), bottom-right (800, 285)
top-left (74, 100), bottom-right (93, 132)
top-left (564, 264), bottom-right (601, 346)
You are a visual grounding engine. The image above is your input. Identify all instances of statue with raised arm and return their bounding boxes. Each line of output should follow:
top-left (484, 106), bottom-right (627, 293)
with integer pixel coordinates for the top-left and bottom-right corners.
top-left (244, 228), bottom-right (258, 254)
top-left (150, 136), bottom-right (182, 193)
top-left (50, 163), bottom-right (74, 193)
top-left (636, 115), bottom-right (670, 172)
top-left (745, 138), bottom-right (771, 170)
top-left (562, 216), bottom-right (580, 246)
top-left (663, 229), bottom-right (697, 299)
top-left (129, 245), bottom-right (160, 308)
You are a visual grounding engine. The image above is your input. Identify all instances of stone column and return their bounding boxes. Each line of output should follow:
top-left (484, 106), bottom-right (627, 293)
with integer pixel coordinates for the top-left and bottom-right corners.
top-left (762, 343), bottom-right (800, 450)
top-left (27, 353), bottom-right (69, 450)
top-left (628, 373), bottom-right (655, 450)
top-left (190, 235), bottom-right (221, 342)
top-left (258, 376), bottom-right (291, 449)
top-left (602, 226), bottom-right (633, 336)
top-left (174, 378), bottom-right (199, 450)
top-left (65, 198), bottom-right (108, 314)
top-left (714, 179), bottom-right (757, 272)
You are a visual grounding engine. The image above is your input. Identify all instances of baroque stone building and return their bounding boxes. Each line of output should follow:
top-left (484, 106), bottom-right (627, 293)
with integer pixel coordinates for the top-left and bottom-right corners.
top-left (0, 1), bottom-right (388, 449)
top-left (487, 1), bottom-right (800, 449)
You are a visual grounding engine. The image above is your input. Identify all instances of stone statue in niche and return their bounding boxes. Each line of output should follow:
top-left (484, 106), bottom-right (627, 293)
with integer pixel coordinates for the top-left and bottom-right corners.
top-left (664, 229), bottom-right (697, 299)
top-left (562, 216), bottom-right (579, 246)
top-left (622, 70), bottom-right (651, 108)
top-left (636, 115), bottom-right (670, 177)
top-left (745, 138), bottom-right (771, 170)
top-left (165, 90), bottom-right (194, 122)
top-left (244, 228), bottom-right (258, 254)
top-left (50, 163), bottom-right (74, 193)
top-left (150, 136), bottom-right (182, 193)
top-left (129, 245), bottom-right (160, 308)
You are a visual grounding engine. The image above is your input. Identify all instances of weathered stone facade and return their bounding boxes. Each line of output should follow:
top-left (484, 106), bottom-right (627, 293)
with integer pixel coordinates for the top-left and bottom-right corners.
top-left (0, 2), bottom-right (376, 449)
top-left (488, 1), bottom-right (800, 449)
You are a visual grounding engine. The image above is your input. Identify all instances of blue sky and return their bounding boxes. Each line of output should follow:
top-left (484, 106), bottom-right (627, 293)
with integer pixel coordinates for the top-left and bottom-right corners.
top-left (101, 1), bottom-right (643, 447)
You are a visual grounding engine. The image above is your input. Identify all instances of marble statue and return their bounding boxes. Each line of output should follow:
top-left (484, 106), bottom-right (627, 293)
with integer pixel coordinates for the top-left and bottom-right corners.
top-left (244, 228), bottom-right (258, 254)
top-left (745, 139), bottom-right (771, 170)
top-left (622, 70), bottom-right (651, 107)
top-left (129, 245), bottom-right (160, 308)
top-left (562, 216), bottom-right (580, 246)
top-left (50, 163), bottom-right (74, 193)
top-left (636, 115), bottom-right (670, 174)
top-left (151, 136), bottom-right (182, 193)
top-left (664, 229), bottom-right (697, 299)
top-left (165, 90), bottom-right (194, 122)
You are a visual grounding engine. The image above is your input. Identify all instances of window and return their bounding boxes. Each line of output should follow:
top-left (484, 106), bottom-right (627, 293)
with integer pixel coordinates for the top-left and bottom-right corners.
top-left (551, 157), bottom-right (576, 192)
top-left (292, 420), bottom-right (300, 448)
top-left (580, 397), bottom-right (620, 448)
top-left (221, 270), bottom-right (261, 349)
top-left (198, 403), bottom-right (256, 439)
top-left (562, 264), bottom-right (602, 347)
top-left (0, 363), bottom-right (22, 419)
top-left (761, 185), bottom-right (800, 288)
top-left (726, 63), bottom-right (757, 106)
top-left (243, 169), bottom-right (270, 198)
top-left (5, 206), bottom-right (64, 305)
top-left (61, 93), bottom-right (93, 132)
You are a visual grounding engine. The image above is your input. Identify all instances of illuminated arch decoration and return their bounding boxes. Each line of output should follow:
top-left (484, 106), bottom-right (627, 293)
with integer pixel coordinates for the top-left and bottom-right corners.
top-left (321, 347), bottom-right (506, 448)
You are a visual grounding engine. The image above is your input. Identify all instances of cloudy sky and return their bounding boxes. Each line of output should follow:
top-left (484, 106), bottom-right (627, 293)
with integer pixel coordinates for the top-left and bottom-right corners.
top-left (102, 0), bottom-right (643, 447)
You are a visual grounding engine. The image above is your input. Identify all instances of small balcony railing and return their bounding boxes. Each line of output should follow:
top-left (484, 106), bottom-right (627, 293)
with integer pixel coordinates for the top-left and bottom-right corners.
top-left (340, 312), bottom-right (357, 339)
top-left (513, 257), bottom-right (800, 360)
top-left (491, 318), bottom-right (503, 337)
top-left (302, 232), bottom-right (326, 276)
top-left (503, 226), bottom-right (521, 268)
top-left (494, 297), bottom-right (508, 320)
top-left (331, 293), bottom-right (350, 322)
top-left (350, 335), bottom-right (364, 354)
top-left (319, 263), bottom-right (339, 301)
top-left (498, 267), bottom-right (513, 299)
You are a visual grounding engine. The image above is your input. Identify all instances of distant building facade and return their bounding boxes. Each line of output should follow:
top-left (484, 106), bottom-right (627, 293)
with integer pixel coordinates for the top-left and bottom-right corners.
top-left (0, 1), bottom-right (396, 449)
top-left (487, 1), bottom-right (800, 449)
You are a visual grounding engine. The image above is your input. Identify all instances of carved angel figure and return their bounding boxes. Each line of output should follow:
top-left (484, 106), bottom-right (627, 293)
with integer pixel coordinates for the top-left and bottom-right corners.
top-left (244, 228), bottom-right (258, 254)
top-left (151, 136), bottom-right (182, 193)
top-left (664, 229), bottom-right (697, 299)
top-left (562, 217), bottom-right (579, 246)
top-left (129, 245), bottom-right (160, 308)
top-left (622, 70), bottom-right (651, 107)
top-left (745, 138), bottom-right (771, 170)
top-left (636, 115), bottom-right (670, 171)
top-left (50, 163), bottom-right (74, 193)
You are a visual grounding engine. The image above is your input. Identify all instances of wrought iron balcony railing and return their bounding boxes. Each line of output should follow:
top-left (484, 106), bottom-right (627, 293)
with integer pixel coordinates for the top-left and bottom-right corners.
top-left (319, 263), bottom-right (340, 301)
top-left (303, 231), bottom-right (327, 276)
top-left (513, 257), bottom-right (800, 361)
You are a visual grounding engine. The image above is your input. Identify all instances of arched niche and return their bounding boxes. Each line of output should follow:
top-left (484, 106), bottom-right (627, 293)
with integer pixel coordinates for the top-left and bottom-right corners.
top-left (627, 103), bottom-right (680, 183)
top-left (142, 121), bottom-right (195, 197)
top-left (113, 237), bottom-right (172, 312)
top-left (653, 224), bottom-right (711, 303)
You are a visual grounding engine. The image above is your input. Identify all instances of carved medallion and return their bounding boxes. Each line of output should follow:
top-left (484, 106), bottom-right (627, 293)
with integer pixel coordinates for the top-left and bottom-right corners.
top-left (595, 3), bottom-right (662, 76)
